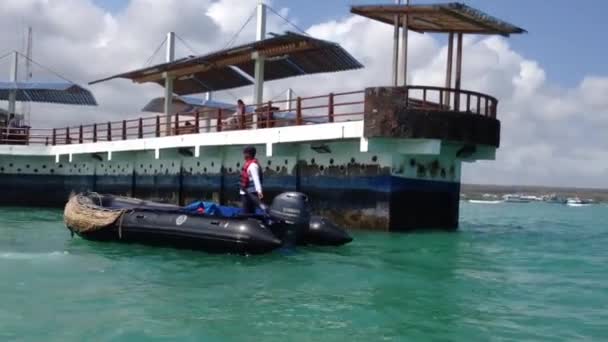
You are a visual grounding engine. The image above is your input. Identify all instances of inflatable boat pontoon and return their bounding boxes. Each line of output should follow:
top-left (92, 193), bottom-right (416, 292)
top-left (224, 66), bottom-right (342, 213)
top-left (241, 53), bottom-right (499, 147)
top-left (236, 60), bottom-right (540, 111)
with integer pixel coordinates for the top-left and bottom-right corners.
top-left (64, 192), bottom-right (352, 254)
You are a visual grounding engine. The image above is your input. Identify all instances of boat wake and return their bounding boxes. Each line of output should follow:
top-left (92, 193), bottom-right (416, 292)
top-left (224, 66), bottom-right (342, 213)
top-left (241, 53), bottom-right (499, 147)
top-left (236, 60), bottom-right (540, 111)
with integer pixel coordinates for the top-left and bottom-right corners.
top-left (0, 251), bottom-right (69, 260)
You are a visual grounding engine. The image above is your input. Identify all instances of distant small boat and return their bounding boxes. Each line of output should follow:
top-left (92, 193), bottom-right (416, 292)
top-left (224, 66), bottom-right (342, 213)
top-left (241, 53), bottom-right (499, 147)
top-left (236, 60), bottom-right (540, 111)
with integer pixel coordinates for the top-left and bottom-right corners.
top-left (544, 195), bottom-right (567, 204)
top-left (468, 200), bottom-right (502, 204)
top-left (502, 194), bottom-right (530, 203)
top-left (566, 198), bottom-right (591, 207)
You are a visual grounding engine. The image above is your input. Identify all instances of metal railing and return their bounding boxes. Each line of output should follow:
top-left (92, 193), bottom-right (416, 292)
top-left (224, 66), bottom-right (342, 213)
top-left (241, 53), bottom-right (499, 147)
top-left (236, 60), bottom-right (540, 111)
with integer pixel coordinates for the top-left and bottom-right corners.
top-left (0, 86), bottom-right (498, 146)
top-left (405, 86), bottom-right (498, 118)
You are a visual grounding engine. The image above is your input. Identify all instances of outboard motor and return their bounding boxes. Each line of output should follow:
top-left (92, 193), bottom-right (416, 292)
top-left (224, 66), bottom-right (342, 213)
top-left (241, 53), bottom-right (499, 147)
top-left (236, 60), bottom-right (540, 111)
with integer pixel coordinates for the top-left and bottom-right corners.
top-left (267, 192), bottom-right (310, 248)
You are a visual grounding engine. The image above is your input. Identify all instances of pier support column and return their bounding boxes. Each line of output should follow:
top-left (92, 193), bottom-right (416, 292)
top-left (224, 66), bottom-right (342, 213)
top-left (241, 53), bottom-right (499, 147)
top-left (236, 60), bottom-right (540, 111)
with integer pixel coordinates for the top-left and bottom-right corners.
top-left (8, 51), bottom-right (18, 114)
top-left (391, 0), bottom-right (400, 86)
top-left (252, 1), bottom-right (267, 129)
top-left (444, 33), bottom-right (454, 105)
top-left (400, 0), bottom-right (409, 86)
top-left (164, 32), bottom-right (175, 136)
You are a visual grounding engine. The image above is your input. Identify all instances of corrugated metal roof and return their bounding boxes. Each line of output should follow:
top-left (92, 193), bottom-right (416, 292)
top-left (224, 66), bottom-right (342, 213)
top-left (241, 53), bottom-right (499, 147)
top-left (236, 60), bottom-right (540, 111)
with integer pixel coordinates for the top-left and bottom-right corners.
top-left (0, 81), bottom-right (97, 106)
top-left (351, 3), bottom-right (526, 36)
top-left (90, 32), bottom-right (363, 95)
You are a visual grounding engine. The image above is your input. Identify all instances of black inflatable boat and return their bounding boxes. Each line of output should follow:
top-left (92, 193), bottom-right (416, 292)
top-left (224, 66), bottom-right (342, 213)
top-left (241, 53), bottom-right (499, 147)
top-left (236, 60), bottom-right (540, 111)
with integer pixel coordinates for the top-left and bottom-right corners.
top-left (64, 192), bottom-right (352, 254)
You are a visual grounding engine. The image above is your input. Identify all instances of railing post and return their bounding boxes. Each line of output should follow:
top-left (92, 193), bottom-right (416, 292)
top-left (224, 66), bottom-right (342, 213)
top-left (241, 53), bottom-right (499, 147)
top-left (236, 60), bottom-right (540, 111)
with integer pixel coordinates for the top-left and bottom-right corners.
top-left (45, 137), bottom-right (49, 146)
top-left (266, 101), bottom-right (272, 128)
top-left (405, 87), bottom-right (409, 108)
top-left (194, 111), bottom-right (200, 133)
top-left (466, 94), bottom-right (471, 112)
top-left (121, 120), bottom-right (126, 140)
top-left (156, 115), bottom-right (161, 137)
top-left (454, 90), bottom-right (460, 111)
top-left (217, 109), bottom-right (223, 132)
top-left (296, 97), bottom-right (302, 125)
top-left (477, 96), bottom-right (481, 115)
top-left (492, 100), bottom-right (498, 118)
top-left (66, 127), bottom-right (70, 144)
top-left (78, 125), bottom-right (83, 144)
top-left (328, 93), bottom-right (334, 123)
top-left (239, 109), bottom-right (245, 130)
top-left (426, 88), bottom-right (431, 107)
top-left (138, 118), bottom-right (143, 138)
top-left (52, 128), bottom-right (56, 146)
top-left (485, 98), bottom-right (489, 116)
top-left (174, 113), bottom-right (179, 135)
top-left (107, 122), bottom-right (112, 141)
top-left (93, 123), bottom-right (97, 142)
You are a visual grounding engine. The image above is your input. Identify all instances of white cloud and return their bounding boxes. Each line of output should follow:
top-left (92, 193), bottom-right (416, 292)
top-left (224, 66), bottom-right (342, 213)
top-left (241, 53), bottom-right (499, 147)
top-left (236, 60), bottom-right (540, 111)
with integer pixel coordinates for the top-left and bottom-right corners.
top-left (0, 0), bottom-right (606, 187)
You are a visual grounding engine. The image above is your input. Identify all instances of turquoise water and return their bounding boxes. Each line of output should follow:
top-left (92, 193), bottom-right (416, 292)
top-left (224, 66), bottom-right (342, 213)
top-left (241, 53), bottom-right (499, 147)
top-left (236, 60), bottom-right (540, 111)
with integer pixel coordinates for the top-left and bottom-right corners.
top-left (1, 203), bottom-right (607, 341)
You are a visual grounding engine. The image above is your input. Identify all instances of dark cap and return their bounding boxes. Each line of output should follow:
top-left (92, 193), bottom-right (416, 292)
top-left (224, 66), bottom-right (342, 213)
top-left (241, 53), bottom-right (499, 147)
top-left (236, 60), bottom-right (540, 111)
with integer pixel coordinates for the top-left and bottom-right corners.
top-left (243, 146), bottom-right (256, 156)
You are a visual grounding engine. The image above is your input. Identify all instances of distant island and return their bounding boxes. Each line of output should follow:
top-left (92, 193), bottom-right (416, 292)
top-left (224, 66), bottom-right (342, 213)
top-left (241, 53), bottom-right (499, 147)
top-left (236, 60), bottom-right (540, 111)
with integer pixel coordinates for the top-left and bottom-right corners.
top-left (461, 184), bottom-right (608, 203)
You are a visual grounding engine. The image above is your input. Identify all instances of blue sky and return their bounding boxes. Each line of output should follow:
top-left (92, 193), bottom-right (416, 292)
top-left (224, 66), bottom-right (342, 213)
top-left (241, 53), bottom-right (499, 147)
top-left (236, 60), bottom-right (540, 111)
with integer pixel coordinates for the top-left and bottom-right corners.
top-left (93, 0), bottom-right (608, 87)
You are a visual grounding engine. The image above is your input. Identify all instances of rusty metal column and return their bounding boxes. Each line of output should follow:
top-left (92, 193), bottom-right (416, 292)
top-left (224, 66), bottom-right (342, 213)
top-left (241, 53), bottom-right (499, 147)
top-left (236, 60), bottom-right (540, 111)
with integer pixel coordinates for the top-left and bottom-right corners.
top-left (400, 0), bottom-right (409, 86)
top-left (444, 32), bottom-right (454, 106)
top-left (454, 33), bottom-right (463, 110)
top-left (391, 0), bottom-right (401, 86)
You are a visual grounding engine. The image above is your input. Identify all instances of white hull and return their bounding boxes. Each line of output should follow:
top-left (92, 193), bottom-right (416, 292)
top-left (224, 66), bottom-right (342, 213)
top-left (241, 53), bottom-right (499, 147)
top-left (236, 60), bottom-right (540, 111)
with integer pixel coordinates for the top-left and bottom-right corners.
top-left (468, 200), bottom-right (502, 204)
top-left (566, 203), bottom-right (591, 207)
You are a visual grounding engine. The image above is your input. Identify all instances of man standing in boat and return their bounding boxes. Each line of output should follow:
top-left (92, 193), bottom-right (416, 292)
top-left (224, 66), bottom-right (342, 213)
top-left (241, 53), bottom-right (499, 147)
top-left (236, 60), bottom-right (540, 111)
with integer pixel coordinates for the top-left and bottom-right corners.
top-left (240, 146), bottom-right (264, 214)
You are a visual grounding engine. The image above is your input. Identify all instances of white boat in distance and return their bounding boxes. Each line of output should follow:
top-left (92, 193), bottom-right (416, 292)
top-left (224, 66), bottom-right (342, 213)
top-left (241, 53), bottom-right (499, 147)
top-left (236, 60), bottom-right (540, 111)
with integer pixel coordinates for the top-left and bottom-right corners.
top-left (468, 200), bottom-right (503, 204)
top-left (503, 194), bottom-right (530, 203)
top-left (566, 198), bottom-right (592, 207)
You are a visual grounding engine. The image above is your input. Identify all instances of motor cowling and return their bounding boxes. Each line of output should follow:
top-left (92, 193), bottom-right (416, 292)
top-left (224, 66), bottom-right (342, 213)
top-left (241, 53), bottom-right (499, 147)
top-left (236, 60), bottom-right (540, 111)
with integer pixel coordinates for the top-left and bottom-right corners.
top-left (267, 192), bottom-right (310, 247)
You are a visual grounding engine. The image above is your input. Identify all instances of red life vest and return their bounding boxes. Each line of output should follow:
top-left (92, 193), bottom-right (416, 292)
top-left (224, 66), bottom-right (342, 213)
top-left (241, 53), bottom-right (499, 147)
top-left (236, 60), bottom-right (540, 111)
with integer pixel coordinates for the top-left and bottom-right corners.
top-left (240, 158), bottom-right (262, 191)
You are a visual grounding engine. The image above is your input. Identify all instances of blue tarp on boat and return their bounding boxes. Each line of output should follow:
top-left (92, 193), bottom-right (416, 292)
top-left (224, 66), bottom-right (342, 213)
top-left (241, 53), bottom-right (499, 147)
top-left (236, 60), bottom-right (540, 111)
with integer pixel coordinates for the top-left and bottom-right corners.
top-left (183, 201), bottom-right (266, 217)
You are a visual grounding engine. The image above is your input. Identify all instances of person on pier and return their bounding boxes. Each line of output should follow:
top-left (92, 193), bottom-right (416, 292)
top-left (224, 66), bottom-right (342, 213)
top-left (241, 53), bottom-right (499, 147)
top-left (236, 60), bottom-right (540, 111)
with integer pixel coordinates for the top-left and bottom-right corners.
top-left (7, 114), bottom-right (18, 129)
top-left (240, 146), bottom-right (264, 215)
top-left (236, 99), bottom-right (247, 129)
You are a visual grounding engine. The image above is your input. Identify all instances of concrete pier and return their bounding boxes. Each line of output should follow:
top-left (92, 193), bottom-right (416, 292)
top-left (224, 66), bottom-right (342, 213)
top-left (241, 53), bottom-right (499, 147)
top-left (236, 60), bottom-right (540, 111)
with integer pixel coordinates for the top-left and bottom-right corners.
top-left (0, 86), bottom-right (499, 231)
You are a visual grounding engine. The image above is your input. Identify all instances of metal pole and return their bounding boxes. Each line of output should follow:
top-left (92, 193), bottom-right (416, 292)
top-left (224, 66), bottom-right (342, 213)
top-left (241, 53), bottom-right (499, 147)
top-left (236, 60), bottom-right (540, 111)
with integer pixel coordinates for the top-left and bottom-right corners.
top-left (444, 32), bottom-right (454, 106)
top-left (24, 26), bottom-right (32, 125)
top-left (253, 1), bottom-right (267, 129)
top-left (400, 0), bottom-right (409, 86)
top-left (454, 33), bottom-right (463, 110)
top-left (8, 51), bottom-right (18, 115)
top-left (164, 32), bottom-right (175, 136)
top-left (286, 88), bottom-right (293, 111)
top-left (391, 0), bottom-right (401, 86)
top-left (204, 92), bottom-right (212, 133)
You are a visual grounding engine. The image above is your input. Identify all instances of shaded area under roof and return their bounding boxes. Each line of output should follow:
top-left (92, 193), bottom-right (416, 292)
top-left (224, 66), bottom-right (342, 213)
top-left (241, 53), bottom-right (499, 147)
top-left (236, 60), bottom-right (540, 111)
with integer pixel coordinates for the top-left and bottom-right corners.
top-left (351, 2), bottom-right (526, 36)
top-left (152, 67), bottom-right (253, 95)
top-left (142, 96), bottom-right (237, 114)
top-left (0, 81), bottom-right (97, 106)
top-left (90, 32), bottom-right (363, 95)
top-left (142, 95), bottom-right (328, 124)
